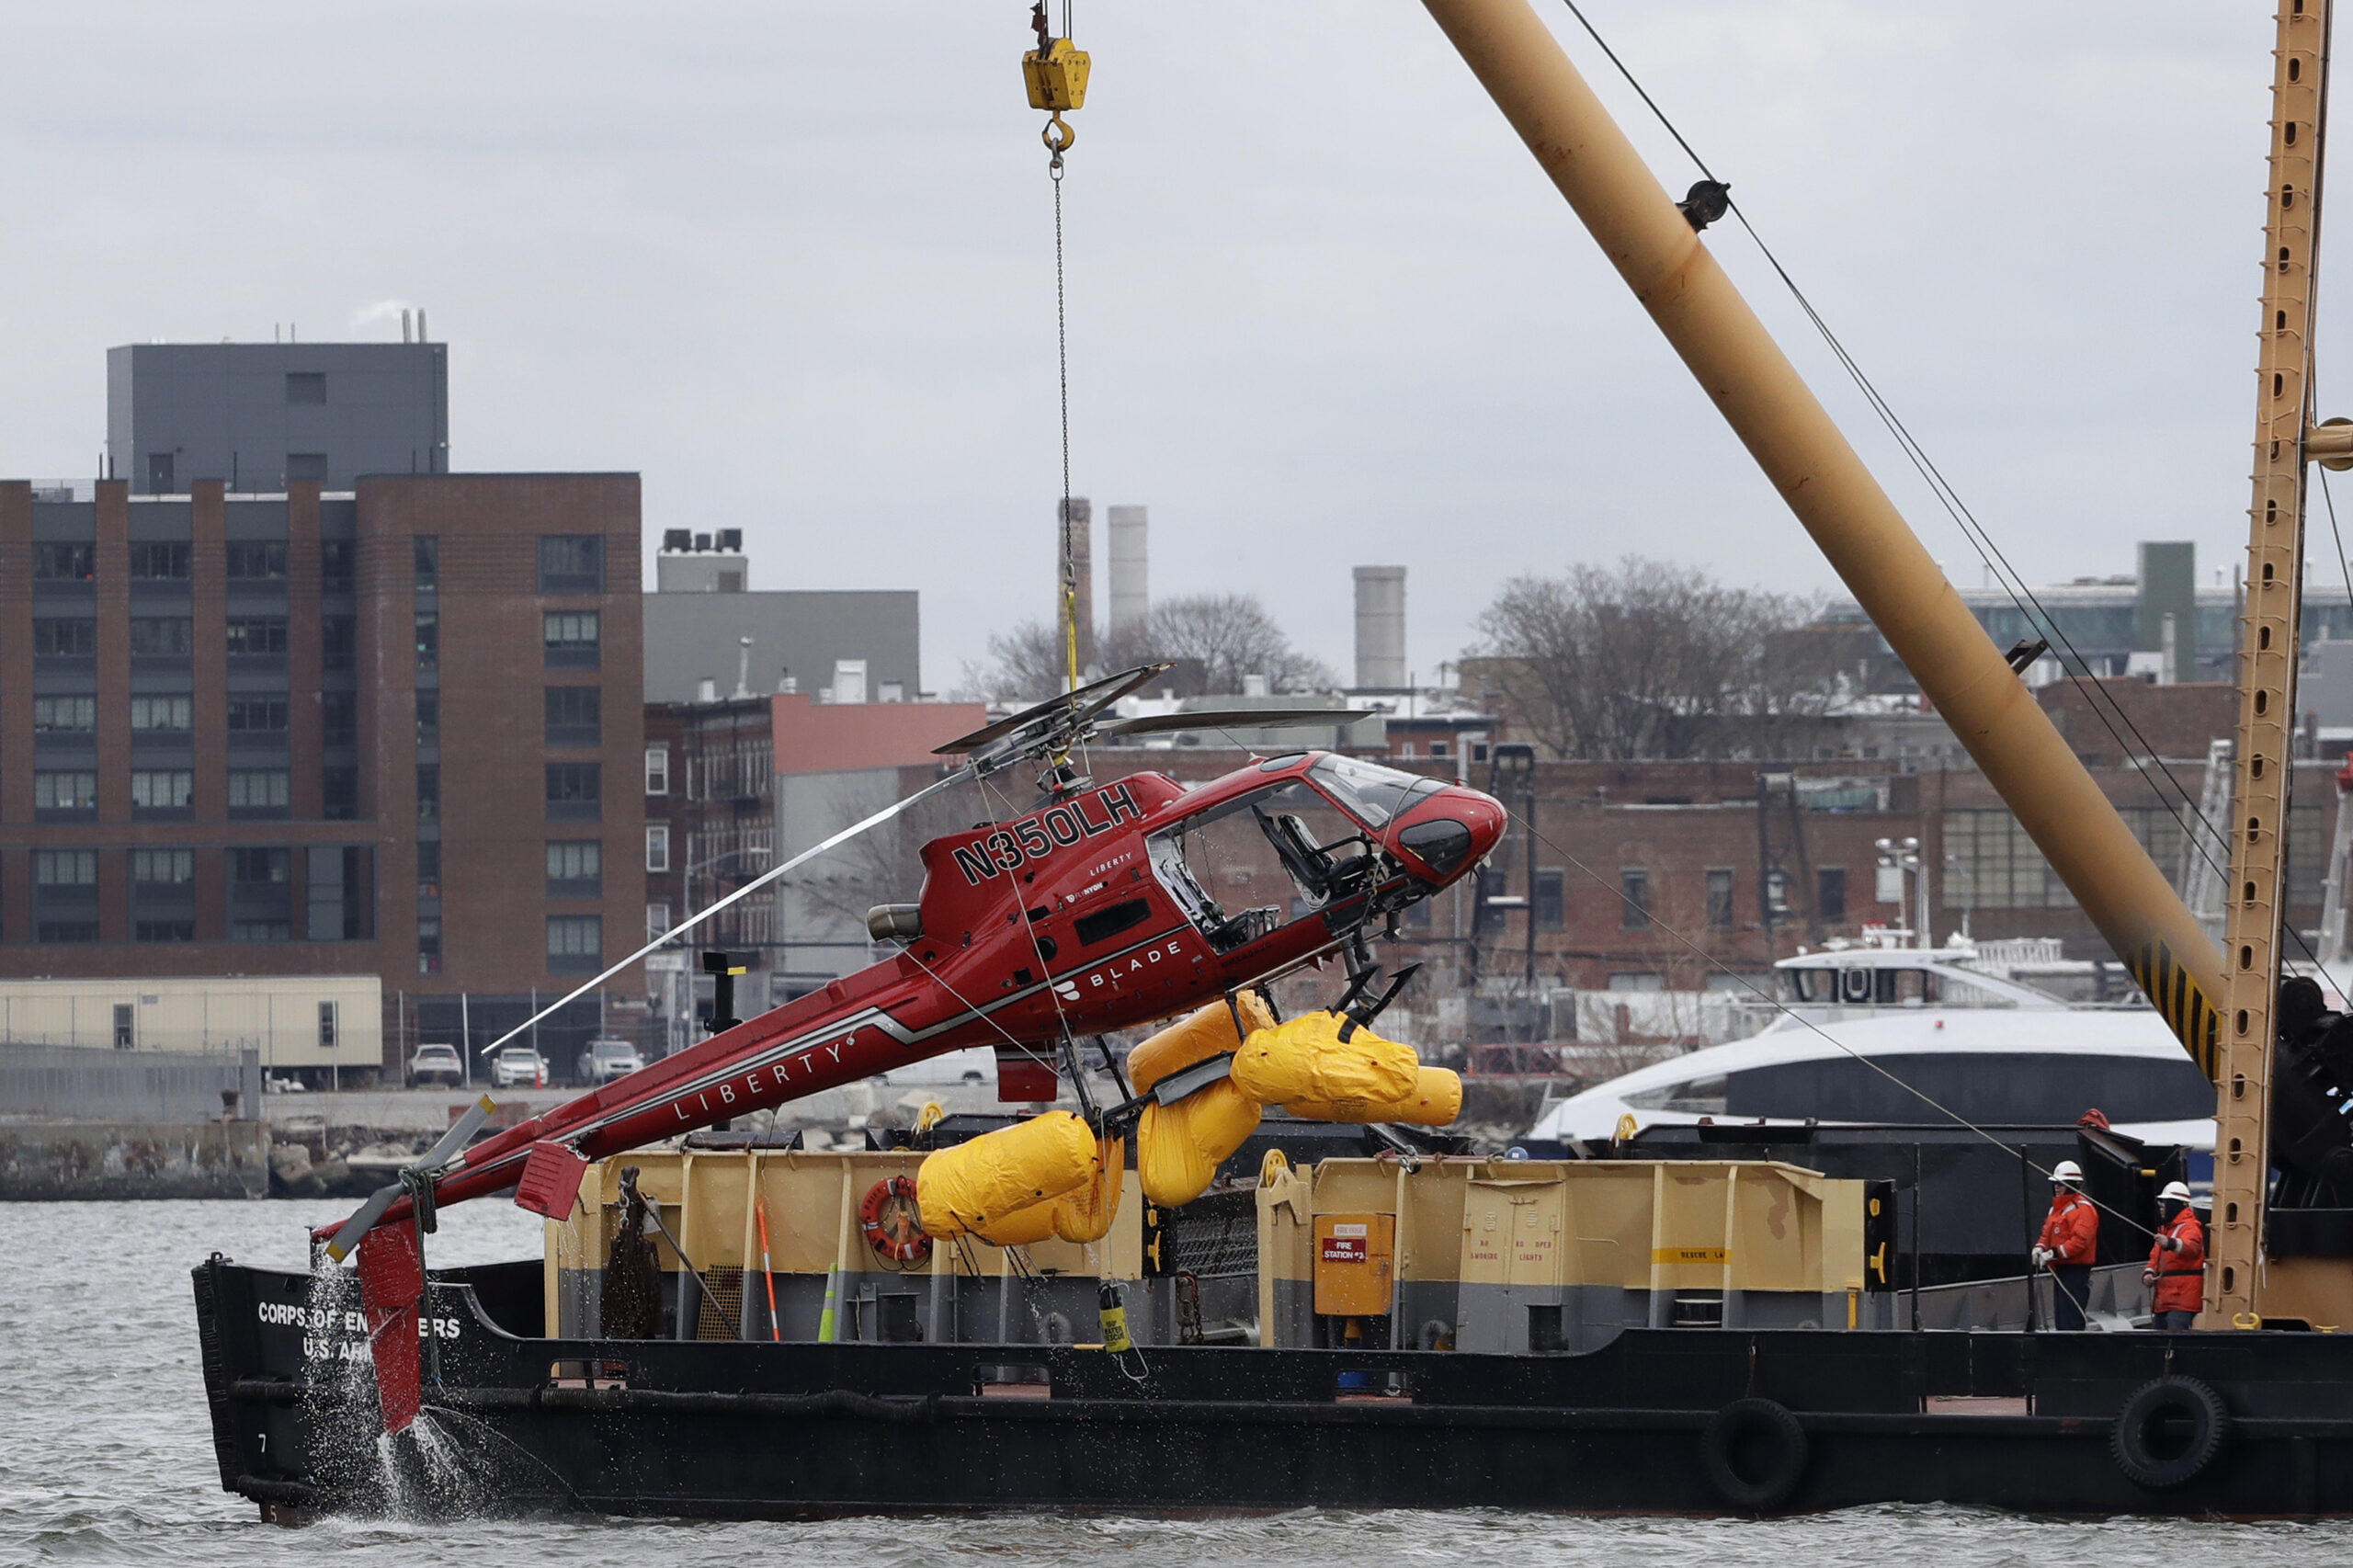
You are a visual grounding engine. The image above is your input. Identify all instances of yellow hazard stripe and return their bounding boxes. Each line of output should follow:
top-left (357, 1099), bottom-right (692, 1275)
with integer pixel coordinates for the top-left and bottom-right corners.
top-left (2128, 942), bottom-right (2219, 1080)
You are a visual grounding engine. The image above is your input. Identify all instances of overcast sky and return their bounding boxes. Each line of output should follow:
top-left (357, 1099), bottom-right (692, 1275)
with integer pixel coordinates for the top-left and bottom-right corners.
top-left (0, 2), bottom-right (2322, 690)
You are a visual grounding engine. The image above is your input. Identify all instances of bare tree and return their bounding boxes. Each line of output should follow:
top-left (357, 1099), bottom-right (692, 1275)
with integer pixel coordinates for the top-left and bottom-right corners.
top-left (1471, 557), bottom-right (1839, 760)
top-left (974, 594), bottom-right (1337, 703)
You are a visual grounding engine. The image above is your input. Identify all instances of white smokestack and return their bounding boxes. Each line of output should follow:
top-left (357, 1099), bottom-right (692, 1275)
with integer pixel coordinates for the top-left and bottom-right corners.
top-left (1353, 566), bottom-right (1407, 689)
top-left (1108, 505), bottom-right (1149, 633)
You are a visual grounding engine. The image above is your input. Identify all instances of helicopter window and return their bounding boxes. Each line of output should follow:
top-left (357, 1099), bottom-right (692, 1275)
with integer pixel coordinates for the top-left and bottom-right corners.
top-left (1074, 898), bottom-right (1152, 947)
top-left (1145, 780), bottom-right (1361, 952)
top-left (1307, 754), bottom-right (1441, 829)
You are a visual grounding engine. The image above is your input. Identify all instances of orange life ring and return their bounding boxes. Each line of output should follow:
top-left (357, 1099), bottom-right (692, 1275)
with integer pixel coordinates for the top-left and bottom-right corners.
top-left (858, 1176), bottom-right (931, 1266)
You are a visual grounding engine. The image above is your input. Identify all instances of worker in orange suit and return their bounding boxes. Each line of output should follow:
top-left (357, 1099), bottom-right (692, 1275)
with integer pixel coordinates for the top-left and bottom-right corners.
top-left (2143, 1179), bottom-right (2205, 1331)
top-left (2030, 1160), bottom-right (2097, 1330)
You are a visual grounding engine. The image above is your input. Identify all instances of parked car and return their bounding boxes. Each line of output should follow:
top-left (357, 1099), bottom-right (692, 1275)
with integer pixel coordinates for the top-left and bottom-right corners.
top-left (490, 1046), bottom-right (549, 1089)
top-left (406, 1043), bottom-right (463, 1087)
top-left (577, 1037), bottom-right (643, 1085)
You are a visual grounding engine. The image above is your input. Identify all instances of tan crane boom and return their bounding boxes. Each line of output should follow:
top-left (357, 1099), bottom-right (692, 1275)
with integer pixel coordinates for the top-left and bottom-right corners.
top-left (1415, 0), bottom-right (2228, 1062)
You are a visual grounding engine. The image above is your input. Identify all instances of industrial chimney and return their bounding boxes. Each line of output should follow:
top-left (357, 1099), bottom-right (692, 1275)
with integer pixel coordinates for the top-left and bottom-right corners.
top-left (1108, 505), bottom-right (1149, 633)
top-left (1353, 566), bottom-right (1407, 690)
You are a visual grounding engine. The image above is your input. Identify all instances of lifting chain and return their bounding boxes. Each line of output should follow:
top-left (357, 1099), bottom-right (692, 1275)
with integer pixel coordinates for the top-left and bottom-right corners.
top-left (1024, 2), bottom-right (1089, 697)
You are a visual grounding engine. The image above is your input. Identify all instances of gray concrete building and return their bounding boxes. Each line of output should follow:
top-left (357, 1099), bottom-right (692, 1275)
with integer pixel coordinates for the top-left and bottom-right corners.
top-left (642, 537), bottom-right (920, 704)
top-left (108, 342), bottom-right (449, 495)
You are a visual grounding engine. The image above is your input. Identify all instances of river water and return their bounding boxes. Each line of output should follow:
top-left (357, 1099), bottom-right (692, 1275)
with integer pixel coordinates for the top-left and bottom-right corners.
top-left (5, 1199), bottom-right (2352, 1567)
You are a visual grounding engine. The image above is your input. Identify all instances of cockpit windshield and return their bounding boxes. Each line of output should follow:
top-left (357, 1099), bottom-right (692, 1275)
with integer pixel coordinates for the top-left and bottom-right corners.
top-left (1307, 754), bottom-right (1441, 829)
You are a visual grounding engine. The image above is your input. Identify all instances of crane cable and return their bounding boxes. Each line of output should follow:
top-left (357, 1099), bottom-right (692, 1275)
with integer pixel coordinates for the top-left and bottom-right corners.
top-left (1028, 0), bottom-right (1085, 704)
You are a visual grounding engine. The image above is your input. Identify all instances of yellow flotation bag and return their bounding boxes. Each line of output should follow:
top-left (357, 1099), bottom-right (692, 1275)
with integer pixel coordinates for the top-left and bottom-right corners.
top-left (1231, 1011), bottom-right (1418, 1108)
top-left (968, 1133), bottom-right (1126, 1246)
top-left (1128, 993), bottom-right (1275, 1091)
top-left (1138, 1080), bottom-right (1263, 1208)
top-left (916, 1110), bottom-right (1097, 1239)
top-left (1286, 1065), bottom-right (1463, 1126)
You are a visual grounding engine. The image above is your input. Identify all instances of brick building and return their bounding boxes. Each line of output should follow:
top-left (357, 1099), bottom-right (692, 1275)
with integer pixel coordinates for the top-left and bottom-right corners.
top-left (0, 473), bottom-right (645, 1080)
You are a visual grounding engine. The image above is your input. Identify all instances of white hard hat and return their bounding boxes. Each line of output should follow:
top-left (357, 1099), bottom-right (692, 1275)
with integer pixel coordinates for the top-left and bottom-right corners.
top-left (2160, 1180), bottom-right (2193, 1203)
top-left (2052, 1160), bottom-right (2084, 1184)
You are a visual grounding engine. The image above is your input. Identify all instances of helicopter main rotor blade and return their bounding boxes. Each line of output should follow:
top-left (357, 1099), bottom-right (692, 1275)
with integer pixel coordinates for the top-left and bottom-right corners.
top-left (1101, 709), bottom-right (1378, 739)
top-left (933, 664), bottom-right (1173, 756)
top-left (474, 763), bottom-right (977, 1064)
top-left (318, 1096), bottom-right (497, 1262)
top-left (415, 1095), bottom-right (496, 1173)
top-left (324, 1182), bottom-right (404, 1263)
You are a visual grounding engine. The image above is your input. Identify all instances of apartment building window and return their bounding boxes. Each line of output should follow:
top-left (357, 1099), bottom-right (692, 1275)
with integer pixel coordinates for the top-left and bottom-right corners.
top-left (130, 695), bottom-right (192, 732)
top-left (225, 541), bottom-right (288, 580)
top-left (307, 845), bottom-right (373, 941)
top-left (417, 916), bottom-right (443, 974)
top-left (1620, 869), bottom-right (1652, 930)
top-left (225, 616), bottom-right (288, 655)
top-left (546, 762), bottom-right (601, 822)
top-left (538, 535), bottom-right (605, 593)
top-left (32, 542), bottom-right (95, 581)
top-left (545, 686), bottom-right (601, 745)
top-left (646, 823), bottom-right (671, 874)
top-left (322, 615), bottom-right (356, 672)
top-left (129, 542), bottom-right (190, 580)
top-left (34, 771), bottom-right (97, 815)
top-left (34, 849), bottom-right (98, 944)
top-left (416, 764), bottom-right (440, 823)
top-left (34, 618), bottom-right (96, 657)
top-left (414, 610), bottom-right (438, 672)
top-left (132, 849), bottom-right (194, 886)
top-left (319, 539), bottom-right (354, 593)
top-left (131, 617), bottom-right (193, 658)
top-left (228, 696), bottom-right (289, 733)
top-left (543, 611), bottom-right (599, 670)
top-left (1706, 869), bottom-right (1736, 929)
top-left (147, 453), bottom-right (175, 493)
top-left (1765, 868), bottom-right (1791, 915)
top-left (228, 847), bottom-right (287, 884)
top-left (417, 841), bottom-right (441, 901)
top-left (547, 840), bottom-right (602, 898)
top-left (1818, 867), bottom-right (1847, 923)
top-left (131, 769), bottom-right (194, 813)
top-left (414, 536), bottom-right (438, 590)
top-left (36, 849), bottom-right (97, 887)
top-left (227, 769), bottom-right (290, 815)
top-left (227, 847), bottom-right (292, 942)
top-left (647, 902), bottom-right (672, 941)
top-left (133, 844), bottom-right (196, 944)
top-left (318, 1002), bottom-right (337, 1051)
top-left (285, 454), bottom-right (327, 483)
top-left (322, 691), bottom-right (358, 744)
top-left (1529, 868), bottom-right (1563, 929)
top-left (415, 691), bottom-right (439, 744)
top-left (644, 744), bottom-right (670, 795)
top-left (547, 915), bottom-right (602, 972)
top-left (33, 696), bottom-right (96, 733)
top-left (323, 767), bottom-right (358, 821)
top-left (285, 371), bottom-right (326, 404)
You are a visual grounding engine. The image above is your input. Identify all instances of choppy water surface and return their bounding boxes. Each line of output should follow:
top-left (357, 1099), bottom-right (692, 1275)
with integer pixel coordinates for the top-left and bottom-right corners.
top-left (4, 1200), bottom-right (2352, 1568)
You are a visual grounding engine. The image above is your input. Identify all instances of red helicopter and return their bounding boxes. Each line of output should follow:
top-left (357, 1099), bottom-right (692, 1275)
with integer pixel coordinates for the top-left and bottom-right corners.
top-left (319, 666), bottom-right (1506, 1425)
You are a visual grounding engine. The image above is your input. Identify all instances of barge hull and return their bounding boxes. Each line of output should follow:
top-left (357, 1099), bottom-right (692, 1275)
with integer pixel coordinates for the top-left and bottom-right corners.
top-left (196, 1258), bottom-right (2353, 1518)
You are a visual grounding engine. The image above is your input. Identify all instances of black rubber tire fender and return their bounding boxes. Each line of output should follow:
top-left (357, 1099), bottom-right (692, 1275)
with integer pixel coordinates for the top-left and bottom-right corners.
top-left (1701, 1397), bottom-right (1811, 1512)
top-left (2110, 1376), bottom-right (2229, 1490)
